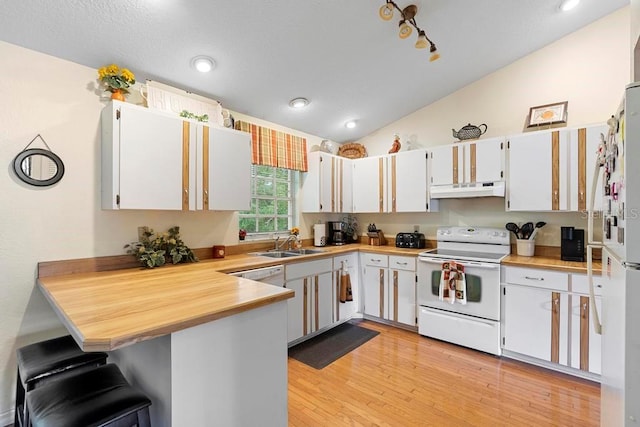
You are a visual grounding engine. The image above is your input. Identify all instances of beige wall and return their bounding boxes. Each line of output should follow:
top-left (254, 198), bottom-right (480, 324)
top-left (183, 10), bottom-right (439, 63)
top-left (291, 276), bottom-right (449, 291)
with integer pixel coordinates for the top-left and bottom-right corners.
top-left (0, 40), bottom-right (324, 421)
top-left (351, 7), bottom-right (630, 247)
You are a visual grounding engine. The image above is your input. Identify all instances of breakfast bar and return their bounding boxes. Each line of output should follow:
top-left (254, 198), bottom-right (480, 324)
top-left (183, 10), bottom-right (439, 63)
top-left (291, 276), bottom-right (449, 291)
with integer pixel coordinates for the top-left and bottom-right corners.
top-left (37, 262), bottom-right (294, 427)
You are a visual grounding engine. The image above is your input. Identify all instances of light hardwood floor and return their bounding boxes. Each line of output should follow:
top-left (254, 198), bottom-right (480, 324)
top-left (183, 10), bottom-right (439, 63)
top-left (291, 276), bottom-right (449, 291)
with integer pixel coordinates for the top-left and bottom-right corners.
top-left (288, 320), bottom-right (600, 426)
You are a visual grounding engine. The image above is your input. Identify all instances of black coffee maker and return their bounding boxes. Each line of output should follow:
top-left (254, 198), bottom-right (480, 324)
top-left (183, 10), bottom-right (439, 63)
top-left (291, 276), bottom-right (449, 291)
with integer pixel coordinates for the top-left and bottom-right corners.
top-left (328, 221), bottom-right (347, 245)
top-left (561, 227), bottom-right (585, 262)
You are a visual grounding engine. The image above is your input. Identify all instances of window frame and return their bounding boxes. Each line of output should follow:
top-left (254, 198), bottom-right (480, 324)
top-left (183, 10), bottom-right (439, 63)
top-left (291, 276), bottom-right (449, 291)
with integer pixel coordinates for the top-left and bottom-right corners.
top-left (238, 165), bottom-right (298, 240)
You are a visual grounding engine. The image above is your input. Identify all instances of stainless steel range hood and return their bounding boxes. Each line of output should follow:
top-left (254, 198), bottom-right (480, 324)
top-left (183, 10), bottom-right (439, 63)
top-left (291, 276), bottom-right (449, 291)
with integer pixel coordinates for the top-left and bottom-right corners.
top-left (430, 181), bottom-right (505, 199)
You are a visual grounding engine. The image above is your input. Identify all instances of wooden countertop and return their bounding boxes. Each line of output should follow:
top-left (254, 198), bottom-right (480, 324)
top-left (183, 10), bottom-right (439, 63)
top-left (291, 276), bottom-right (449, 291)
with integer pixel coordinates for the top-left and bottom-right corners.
top-left (38, 242), bottom-right (598, 352)
top-left (38, 262), bottom-right (293, 352)
top-left (502, 254), bottom-right (601, 274)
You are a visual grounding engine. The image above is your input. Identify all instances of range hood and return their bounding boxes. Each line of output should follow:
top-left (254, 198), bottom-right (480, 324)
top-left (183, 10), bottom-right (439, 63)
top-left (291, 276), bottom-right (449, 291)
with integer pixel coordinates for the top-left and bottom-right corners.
top-left (430, 181), bottom-right (505, 199)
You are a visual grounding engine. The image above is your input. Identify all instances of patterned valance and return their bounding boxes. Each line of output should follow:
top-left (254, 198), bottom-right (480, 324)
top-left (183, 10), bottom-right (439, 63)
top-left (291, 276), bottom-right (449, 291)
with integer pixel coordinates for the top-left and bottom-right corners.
top-left (235, 121), bottom-right (308, 172)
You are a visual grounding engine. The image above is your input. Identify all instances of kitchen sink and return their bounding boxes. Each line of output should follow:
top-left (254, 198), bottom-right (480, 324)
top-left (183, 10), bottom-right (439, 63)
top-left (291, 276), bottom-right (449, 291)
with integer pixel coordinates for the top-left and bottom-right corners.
top-left (249, 248), bottom-right (327, 258)
top-left (284, 248), bottom-right (327, 255)
top-left (249, 251), bottom-right (302, 258)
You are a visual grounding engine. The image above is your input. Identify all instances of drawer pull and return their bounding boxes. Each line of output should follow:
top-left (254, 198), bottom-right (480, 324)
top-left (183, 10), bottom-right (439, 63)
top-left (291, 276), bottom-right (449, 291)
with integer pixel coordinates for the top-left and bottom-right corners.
top-left (371, 259), bottom-right (382, 263)
top-left (395, 262), bottom-right (408, 266)
top-left (524, 276), bottom-right (544, 281)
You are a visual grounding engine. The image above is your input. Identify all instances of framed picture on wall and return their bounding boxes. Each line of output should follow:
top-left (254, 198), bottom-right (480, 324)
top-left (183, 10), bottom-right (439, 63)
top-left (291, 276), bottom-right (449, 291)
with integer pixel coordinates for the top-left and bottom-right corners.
top-left (526, 101), bottom-right (568, 127)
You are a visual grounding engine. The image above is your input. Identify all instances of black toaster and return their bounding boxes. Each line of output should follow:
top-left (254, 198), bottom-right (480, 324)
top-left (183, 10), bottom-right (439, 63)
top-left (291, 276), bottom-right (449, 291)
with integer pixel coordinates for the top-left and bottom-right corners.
top-left (395, 232), bottom-right (426, 249)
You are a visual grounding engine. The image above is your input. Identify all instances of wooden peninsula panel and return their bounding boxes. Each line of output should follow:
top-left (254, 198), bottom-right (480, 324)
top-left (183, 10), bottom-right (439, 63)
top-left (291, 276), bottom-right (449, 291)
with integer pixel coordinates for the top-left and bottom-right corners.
top-left (38, 262), bottom-right (293, 351)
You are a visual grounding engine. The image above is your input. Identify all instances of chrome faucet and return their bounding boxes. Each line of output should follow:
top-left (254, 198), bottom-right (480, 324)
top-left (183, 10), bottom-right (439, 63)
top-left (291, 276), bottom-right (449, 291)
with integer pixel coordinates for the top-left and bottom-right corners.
top-left (276, 235), bottom-right (298, 251)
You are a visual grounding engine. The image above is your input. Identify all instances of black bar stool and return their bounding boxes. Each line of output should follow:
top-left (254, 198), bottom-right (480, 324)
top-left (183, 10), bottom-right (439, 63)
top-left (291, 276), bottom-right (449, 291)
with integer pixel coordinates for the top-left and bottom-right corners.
top-left (15, 335), bottom-right (108, 427)
top-left (26, 363), bottom-right (152, 427)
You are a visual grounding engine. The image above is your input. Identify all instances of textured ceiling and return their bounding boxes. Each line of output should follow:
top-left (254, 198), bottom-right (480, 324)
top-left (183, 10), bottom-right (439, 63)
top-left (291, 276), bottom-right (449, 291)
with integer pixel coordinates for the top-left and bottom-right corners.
top-left (0, 0), bottom-right (629, 142)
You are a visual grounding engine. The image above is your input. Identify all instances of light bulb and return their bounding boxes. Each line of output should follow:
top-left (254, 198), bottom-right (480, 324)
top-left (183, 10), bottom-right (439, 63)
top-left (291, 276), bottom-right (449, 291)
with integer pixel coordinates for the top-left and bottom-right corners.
top-left (559, 0), bottom-right (580, 11)
top-left (191, 56), bottom-right (215, 73)
top-left (429, 52), bottom-right (440, 62)
top-left (415, 31), bottom-right (428, 49)
top-left (345, 120), bottom-right (357, 129)
top-left (379, 3), bottom-right (394, 21)
top-left (289, 98), bottom-right (310, 109)
top-left (398, 21), bottom-right (412, 39)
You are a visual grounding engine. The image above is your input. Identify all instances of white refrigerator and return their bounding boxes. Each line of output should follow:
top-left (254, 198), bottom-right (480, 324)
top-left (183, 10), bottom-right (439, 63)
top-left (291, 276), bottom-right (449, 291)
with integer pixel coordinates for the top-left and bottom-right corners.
top-left (588, 82), bottom-right (640, 426)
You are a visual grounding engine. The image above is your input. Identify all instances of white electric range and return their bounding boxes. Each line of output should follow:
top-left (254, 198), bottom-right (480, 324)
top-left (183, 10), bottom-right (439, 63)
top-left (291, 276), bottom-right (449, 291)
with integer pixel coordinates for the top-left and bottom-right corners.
top-left (417, 226), bottom-right (510, 355)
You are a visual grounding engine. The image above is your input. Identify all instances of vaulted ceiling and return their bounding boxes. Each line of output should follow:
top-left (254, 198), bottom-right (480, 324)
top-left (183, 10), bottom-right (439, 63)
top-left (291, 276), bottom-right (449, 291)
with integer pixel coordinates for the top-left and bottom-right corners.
top-left (0, 0), bottom-right (629, 142)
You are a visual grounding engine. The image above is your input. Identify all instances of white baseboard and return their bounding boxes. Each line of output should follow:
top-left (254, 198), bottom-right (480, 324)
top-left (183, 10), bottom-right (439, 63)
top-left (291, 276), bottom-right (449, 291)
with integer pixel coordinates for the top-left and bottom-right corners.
top-left (0, 407), bottom-right (14, 427)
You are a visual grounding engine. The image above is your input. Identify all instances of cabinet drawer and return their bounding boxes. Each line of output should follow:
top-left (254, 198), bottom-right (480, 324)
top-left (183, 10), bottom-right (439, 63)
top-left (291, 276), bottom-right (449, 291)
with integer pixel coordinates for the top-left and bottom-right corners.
top-left (361, 253), bottom-right (388, 268)
top-left (389, 256), bottom-right (415, 271)
top-left (502, 266), bottom-right (568, 291)
top-left (571, 273), bottom-right (603, 296)
top-left (286, 258), bottom-right (333, 280)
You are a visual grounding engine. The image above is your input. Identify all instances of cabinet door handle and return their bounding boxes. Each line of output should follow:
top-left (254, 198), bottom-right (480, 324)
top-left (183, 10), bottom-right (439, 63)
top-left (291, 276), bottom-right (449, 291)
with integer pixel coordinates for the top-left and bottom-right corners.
top-left (314, 275), bottom-right (319, 331)
top-left (395, 261), bottom-right (408, 266)
top-left (524, 276), bottom-right (544, 281)
top-left (554, 190), bottom-right (559, 202)
top-left (379, 269), bottom-right (385, 319)
top-left (393, 270), bottom-right (398, 322)
top-left (303, 279), bottom-right (308, 335)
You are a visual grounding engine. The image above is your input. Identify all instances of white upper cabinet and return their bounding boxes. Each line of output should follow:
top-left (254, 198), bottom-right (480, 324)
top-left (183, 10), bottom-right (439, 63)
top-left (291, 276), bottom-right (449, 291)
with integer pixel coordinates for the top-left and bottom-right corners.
top-left (337, 156), bottom-right (353, 213)
top-left (302, 152), bottom-right (353, 213)
top-left (430, 145), bottom-right (461, 186)
top-left (468, 137), bottom-right (505, 184)
top-left (567, 124), bottom-right (607, 212)
top-left (102, 101), bottom-right (250, 211)
top-left (352, 156), bottom-right (387, 213)
top-left (507, 129), bottom-right (570, 211)
top-left (388, 150), bottom-right (435, 212)
top-left (102, 101), bottom-right (193, 210)
top-left (196, 125), bottom-right (251, 211)
top-left (429, 137), bottom-right (505, 199)
top-left (351, 150), bottom-right (436, 213)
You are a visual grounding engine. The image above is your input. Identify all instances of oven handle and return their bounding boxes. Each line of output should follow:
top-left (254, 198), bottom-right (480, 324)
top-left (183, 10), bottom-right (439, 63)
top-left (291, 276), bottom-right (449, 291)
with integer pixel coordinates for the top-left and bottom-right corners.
top-left (418, 257), bottom-right (500, 270)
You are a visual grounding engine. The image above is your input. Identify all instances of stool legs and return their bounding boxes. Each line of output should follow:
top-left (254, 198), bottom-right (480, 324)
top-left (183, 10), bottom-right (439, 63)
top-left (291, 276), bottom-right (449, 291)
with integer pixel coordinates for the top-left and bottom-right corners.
top-left (14, 367), bottom-right (25, 427)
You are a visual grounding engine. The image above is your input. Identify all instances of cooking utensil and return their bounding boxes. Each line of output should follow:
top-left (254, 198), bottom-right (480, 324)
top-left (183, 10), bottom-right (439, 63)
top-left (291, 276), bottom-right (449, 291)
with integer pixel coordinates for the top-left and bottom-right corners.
top-left (505, 222), bottom-right (520, 240)
top-left (528, 221), bottom-right (547, 240)
top-left (520, 222), bottom-right (534, 240)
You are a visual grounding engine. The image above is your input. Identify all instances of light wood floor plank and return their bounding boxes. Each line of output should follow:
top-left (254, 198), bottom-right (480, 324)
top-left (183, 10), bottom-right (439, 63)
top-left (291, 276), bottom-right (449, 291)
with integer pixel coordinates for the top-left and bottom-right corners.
top-left (288, 320), bottom-right (600, 426)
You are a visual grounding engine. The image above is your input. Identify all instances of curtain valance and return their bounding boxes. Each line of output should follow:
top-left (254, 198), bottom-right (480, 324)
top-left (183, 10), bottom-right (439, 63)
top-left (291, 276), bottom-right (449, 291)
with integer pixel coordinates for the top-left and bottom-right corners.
top-left (235, 121), bottom-right (308, 172)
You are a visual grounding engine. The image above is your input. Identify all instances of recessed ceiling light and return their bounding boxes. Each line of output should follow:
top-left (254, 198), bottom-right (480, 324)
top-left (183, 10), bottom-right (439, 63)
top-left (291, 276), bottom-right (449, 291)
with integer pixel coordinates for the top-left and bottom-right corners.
top-left (559, 0), bottom-right (580, 12)
top-left (345, 120), bottom-right (357, 129)
top-left (191, 56), bottom-right (216, 73)
top-left (289, 98), bottom-right (310, 109)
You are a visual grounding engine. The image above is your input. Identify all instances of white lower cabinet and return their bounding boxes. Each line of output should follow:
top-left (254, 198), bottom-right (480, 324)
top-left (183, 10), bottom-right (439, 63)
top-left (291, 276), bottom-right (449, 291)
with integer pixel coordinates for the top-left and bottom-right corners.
top-left (502, 284), bottom-right (569, 364)
top-left (569, 274), bottom-right (603, 375)
top-left (501, 266), bottom-right (602, 379)
top-left (285, 259), bottom-right (333, 343)
top-left (361, 253), bottom-right (416, 327)
top-left (333, 252), bottom-right (359, 322)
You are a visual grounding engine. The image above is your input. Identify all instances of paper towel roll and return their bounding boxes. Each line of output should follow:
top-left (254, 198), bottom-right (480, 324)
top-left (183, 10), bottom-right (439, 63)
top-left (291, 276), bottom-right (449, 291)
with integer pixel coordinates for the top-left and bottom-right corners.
top-left (314, 223), bottom-right (327, 247)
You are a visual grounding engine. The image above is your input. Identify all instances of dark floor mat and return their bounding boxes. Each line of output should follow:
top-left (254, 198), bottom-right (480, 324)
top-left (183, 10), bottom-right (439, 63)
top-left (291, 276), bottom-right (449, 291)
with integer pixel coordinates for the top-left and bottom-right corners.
top-left (288, 321), bottom-right (379, 369)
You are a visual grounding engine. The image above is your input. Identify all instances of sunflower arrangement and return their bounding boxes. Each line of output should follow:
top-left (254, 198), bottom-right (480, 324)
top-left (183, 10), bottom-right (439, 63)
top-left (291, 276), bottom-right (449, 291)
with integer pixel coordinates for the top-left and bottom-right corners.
top-left (97, 64), bottom-right (136, 94)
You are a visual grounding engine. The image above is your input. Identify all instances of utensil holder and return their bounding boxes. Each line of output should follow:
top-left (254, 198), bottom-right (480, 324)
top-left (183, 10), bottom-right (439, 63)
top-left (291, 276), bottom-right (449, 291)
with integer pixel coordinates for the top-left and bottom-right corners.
top-left (516, 239), bottom-right (535, 257)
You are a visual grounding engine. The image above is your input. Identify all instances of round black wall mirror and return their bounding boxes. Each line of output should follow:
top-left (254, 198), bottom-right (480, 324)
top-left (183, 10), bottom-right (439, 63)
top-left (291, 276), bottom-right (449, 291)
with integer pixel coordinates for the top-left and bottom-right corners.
top-left (13, 148), bottom-right (65, 187)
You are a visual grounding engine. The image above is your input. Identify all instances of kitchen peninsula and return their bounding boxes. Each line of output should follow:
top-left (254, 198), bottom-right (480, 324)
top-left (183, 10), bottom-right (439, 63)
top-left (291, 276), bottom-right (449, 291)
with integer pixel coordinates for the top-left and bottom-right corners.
top-left (37, 261), bottom-right (294, 427)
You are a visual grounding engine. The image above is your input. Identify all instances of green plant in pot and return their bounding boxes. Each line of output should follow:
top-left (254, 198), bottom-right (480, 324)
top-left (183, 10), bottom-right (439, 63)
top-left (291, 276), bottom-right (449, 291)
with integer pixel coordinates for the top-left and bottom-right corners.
top-left (125, 226), bottom-right (198, 268)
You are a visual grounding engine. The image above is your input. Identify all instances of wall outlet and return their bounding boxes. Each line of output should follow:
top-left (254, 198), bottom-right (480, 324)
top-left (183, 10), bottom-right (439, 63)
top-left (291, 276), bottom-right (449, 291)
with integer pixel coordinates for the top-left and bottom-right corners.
top-left (413, 225), bottom-right (420, 232)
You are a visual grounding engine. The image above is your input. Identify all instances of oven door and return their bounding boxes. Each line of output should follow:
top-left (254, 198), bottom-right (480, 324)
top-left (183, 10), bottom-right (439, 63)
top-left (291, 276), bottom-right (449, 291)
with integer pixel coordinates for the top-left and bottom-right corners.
top-left (417, 256), bottom-right (500, 321)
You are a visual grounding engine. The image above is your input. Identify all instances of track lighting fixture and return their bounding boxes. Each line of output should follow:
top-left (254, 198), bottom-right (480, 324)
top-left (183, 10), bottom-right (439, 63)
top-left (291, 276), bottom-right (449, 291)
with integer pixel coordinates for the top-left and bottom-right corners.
top-left (378, 1), bottom-right (439, 61)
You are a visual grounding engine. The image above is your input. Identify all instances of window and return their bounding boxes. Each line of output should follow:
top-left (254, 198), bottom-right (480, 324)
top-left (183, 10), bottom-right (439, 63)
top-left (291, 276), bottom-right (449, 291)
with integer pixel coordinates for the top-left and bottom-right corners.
top-left (239, 165), bottom-right (297, 238)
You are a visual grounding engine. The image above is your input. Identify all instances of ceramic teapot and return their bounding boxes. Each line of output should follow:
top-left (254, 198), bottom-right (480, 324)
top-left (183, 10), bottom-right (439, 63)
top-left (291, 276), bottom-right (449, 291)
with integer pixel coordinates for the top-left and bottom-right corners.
top-left (452, 123), bottom-right (488, 140)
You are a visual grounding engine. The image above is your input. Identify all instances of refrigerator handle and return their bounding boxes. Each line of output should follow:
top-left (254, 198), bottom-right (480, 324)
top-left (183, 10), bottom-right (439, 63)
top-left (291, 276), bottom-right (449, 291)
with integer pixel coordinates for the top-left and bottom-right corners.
top-left (587, 137), bottom-right (606, 246)
top-left (587, 244), bottom-right (602, 335)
